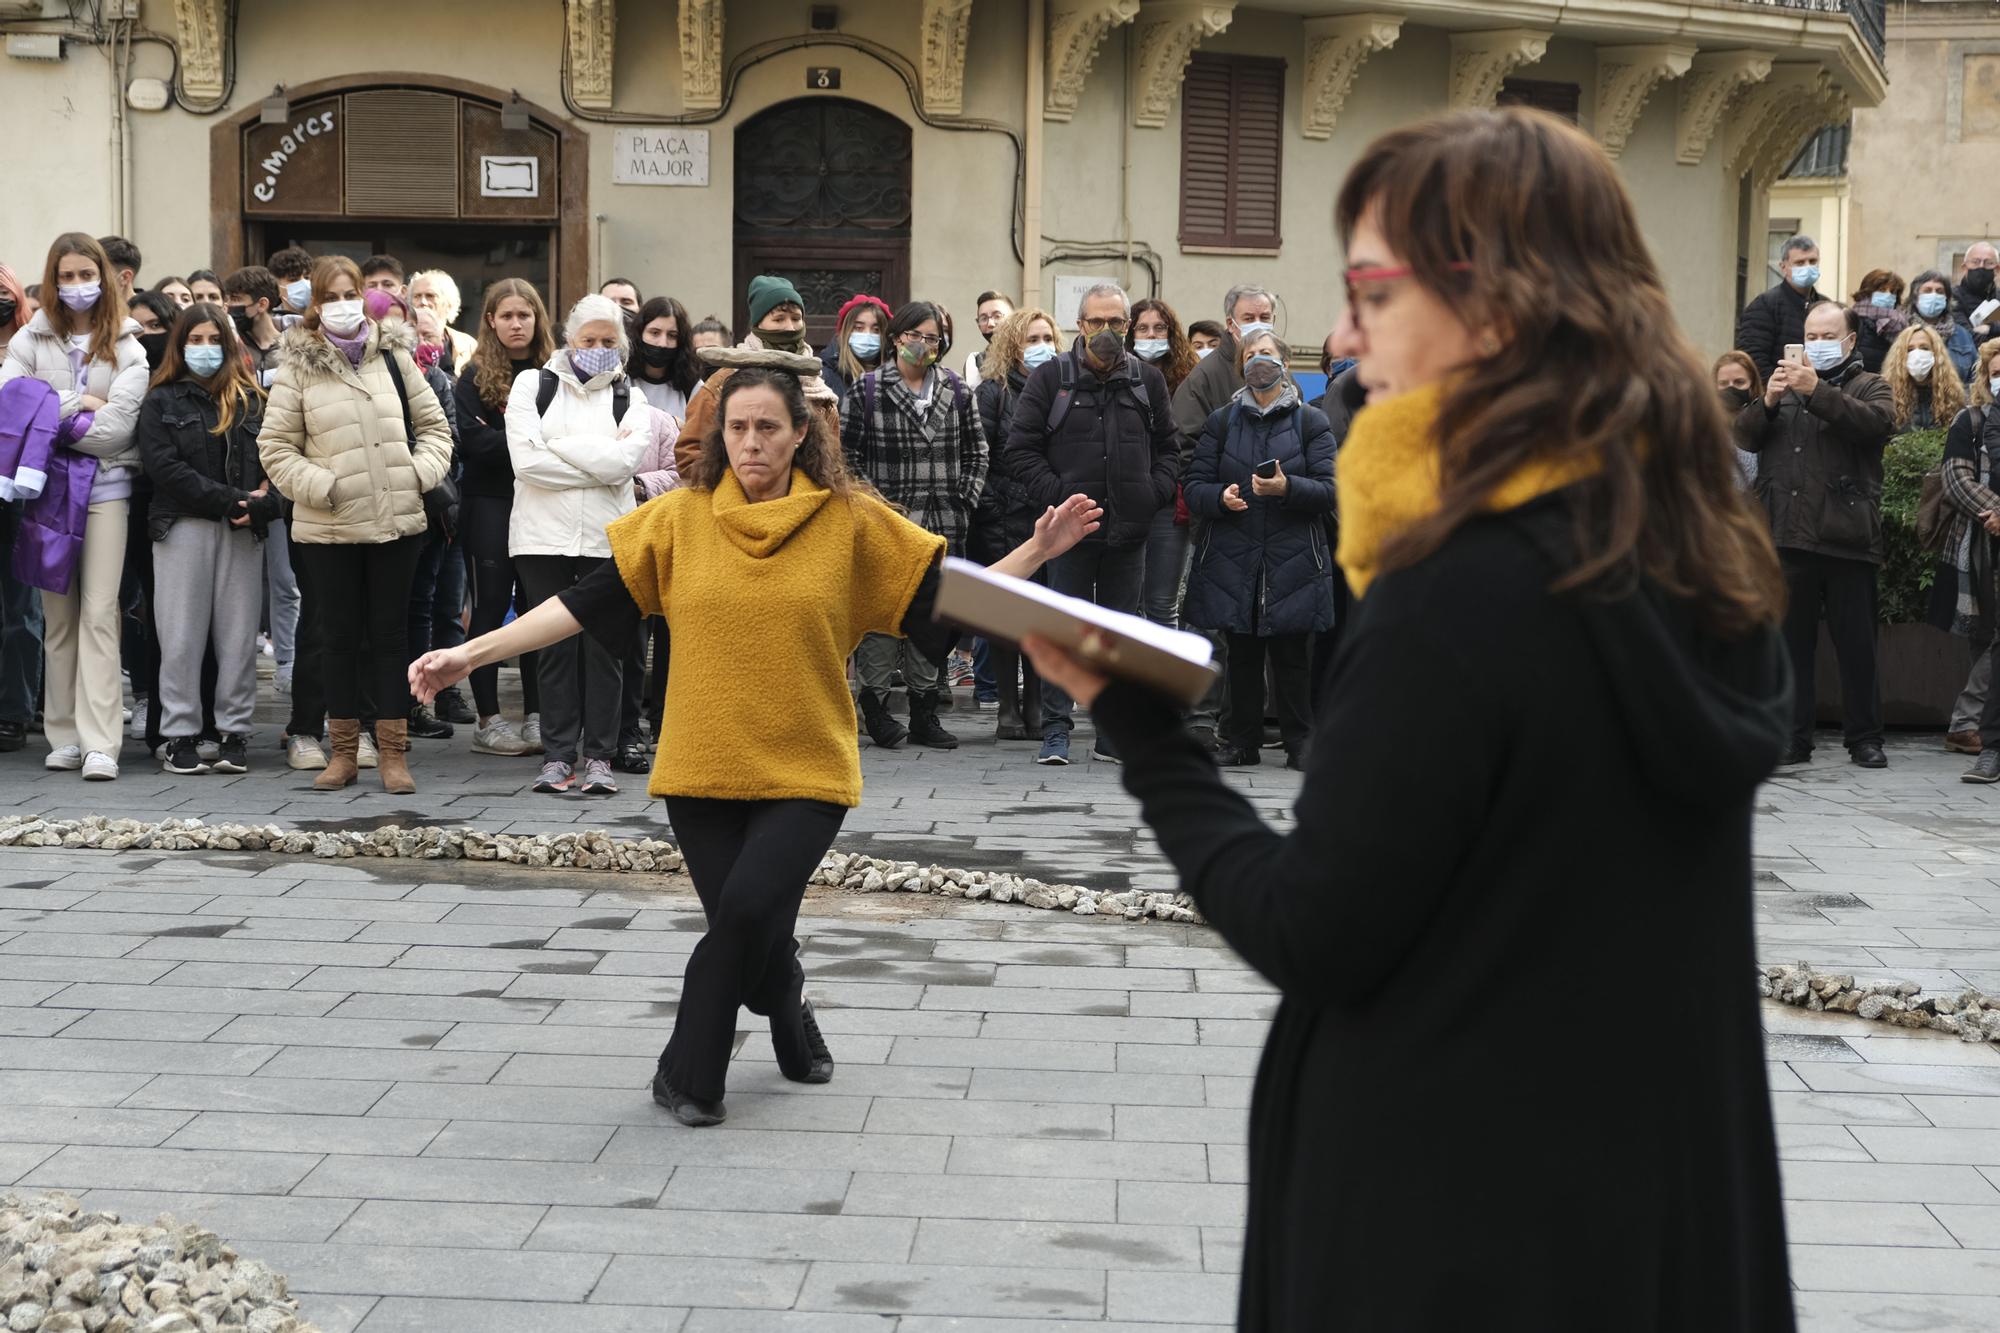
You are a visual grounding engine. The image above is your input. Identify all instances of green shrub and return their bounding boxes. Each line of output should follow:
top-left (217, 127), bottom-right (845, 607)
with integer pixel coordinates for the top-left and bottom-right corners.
top-left (1879, 427), bottom-right (1947, 625)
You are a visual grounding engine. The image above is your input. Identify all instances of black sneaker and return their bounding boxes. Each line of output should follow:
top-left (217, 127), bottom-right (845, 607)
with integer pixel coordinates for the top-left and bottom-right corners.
top-left (211, 734), bottom-right (248, 774)
top-left (1966, 750), bottom-right (2000, 784)
top-left (434, 686), bottom-right (476, 725)
top-left (160, 737), bottom-right (208, 775)
top-left (1213, 745), bottom-right (1261, 767)
top-left (407, 704), bottom-right (453, 740)
top-left (1850, 742), bottom-right (1888, 770)
top-left (0, 719), bottom-right (23, 752)
top-left (772, 1000), bottom-right (835, 1084)
top-left (650, 1068), bottom-right (726, 1127)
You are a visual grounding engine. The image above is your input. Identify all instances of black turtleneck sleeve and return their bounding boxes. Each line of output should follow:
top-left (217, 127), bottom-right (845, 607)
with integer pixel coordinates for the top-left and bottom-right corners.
top-left (455, 361), bottom-right (535, 497)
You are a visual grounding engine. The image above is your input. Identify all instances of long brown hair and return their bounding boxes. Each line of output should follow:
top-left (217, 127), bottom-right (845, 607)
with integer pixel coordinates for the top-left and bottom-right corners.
top-left (1884, 323), bottom-right (1968, 429)
top-left (691, 368), bottom-right (876, 501)
top-left (1973, 338), bottom-right (2000, 409)
top-left (1334, 108), bottom-right (1784, 637)
top-left (150, 302), bottom-right (264, 436)
top-left (301, 255), bottom-right (363, 334)
top-left (470, 278), bottom-right (553, 412)
top-left (1128, 297), bottom-right (1198, 393)
top-left (41, 233), bottom-right (125, 364)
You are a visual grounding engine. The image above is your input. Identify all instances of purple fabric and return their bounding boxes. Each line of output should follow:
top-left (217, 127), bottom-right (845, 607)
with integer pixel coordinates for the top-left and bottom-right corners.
top-left (56, 410), bottom-right (95, 448)
top-left (0, 377), bottom-right (60, 501)
top-left (13, 446), bottom-right (97, 595)
top-left (322, 325), bottom-right (369, 366)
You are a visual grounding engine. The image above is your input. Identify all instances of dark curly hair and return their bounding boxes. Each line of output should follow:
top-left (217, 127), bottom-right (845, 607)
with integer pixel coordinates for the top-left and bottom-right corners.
top-left (692, 369), bottom-right (878, 502)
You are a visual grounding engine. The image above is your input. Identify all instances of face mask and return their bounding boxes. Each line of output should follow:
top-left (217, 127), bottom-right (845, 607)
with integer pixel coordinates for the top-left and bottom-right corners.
top-left (1804, 338), bottom-right (1847, 371)
top-left (847, 331), bottom-right (881, 361)
top-left (1232, 319), bottom-right (1274, 344)
top-left (639, 343), bottom-right (677, 369)
top-left (285, 279), bottom-right (312, 311)
top-left (1719, 386), bottom-right (1752, 411)
top-left (319, 299), bottom-right (365, 336)
top-left (1918, 292), bottom-right (1949, 320)
top-left (1990, 376), bottom-right (2000, 401)
top-left (1085, 330), bottom-right (1124, 365)
top-left (1790, 263), bottom-right (1820, 290)
top-left (229, 308), bottom-right (258, 338)
top-left (571, 346), bottom-right (622, 379)
top-left (1195, 346), bottom-right (1215, 360)
top-left (0, 293), bottom-right (15, 326)
top-left (414, 342), bottom-right (443, 374)
top-left (1907, 349), bottom-right (1937, 383)
top-left (1243, 353), bottom-right (1285, 391)
top-left (58, 282), bottom-right (101, 312)
top-left (1870, 291), bottom-right (1897, 309)
top-left (1023, 342), bottom-right (1057, 370)
top-left (758, 326), bottom-right (806, 354)
top-left (184, 344), bottom-right (225, 378)
top-left (137, 331), bottom-right (169, 369)
top-left (898, 338), bottom-right (937, 368)
top-left (1969, 268), bottom-right (1997, 298)
top-left (1134, 338), bottom-right (1169, 362)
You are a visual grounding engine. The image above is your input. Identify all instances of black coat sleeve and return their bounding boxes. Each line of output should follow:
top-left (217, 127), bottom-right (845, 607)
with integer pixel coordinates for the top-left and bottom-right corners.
top-left (1805, 374), bottom-right (1895, 454)
top-left (1736, 292), bottom-right (1778, 381)
top-left (1089, 573), bottom-right (1499, 1004)
top-left (137, 393), bottom-right (244, 521)
top-left (1733, 398), bottom-right (1780, 454)
top-left (454, 373), bottom-right (511, 471)
top-left (897, 554), bottom-right (953, 667)
top-left (1144, 364), bottom-right (1180, 507)
top-left (840, 379), bottom-right (869, 479)
top-left (557, 559), bottom-right (640, 657)
top-left (1004, 363), bottom-right (1067, 511)
top-left (1281, 406), bottom-right (1338, 515)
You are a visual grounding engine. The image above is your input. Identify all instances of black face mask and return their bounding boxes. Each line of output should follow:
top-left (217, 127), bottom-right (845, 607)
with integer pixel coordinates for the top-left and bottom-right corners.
top-left (230, 308), bottom-right (258, 339)
top-left (1720, 386), bottom-right (1752, 412)
top-left (138, 331), bottom-right (169, 370)
top-left (639, 343), bottom-right (678, 369)
top-left (1969, 268), bottom-right (1997, 299)
top-left (1085, 330), bottom-right (1124, 366)
top-left (0, 293), bottom-right (15, 327)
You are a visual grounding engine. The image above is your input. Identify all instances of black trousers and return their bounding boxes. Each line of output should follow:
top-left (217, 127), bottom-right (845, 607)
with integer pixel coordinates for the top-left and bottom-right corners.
top-left (517, 554), bottom-right (622, 765)
top-left (1781, 550), bottom-right (1883, 750)
top-left (461, 495), bottom-right (538, 719)
top-left (1224, 632), bottom-right (1312, 753)
top-left (293, 536), bottom-right (424, 721)
top-left (660, 796), bottom-right (847, 1103)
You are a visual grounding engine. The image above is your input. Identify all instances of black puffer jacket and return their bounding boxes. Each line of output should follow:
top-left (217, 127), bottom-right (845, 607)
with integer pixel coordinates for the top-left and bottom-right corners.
top-left (970, 370), bottom-right (1037, 563)
top-left (1181, 389), bottom-right (1338, 636)
top-left (1734, 280), bottom-right (1825, 381)
top-left (454, 358), bottom-right (536, 500)
top-left (136, 378), bottom-right (280, 541)
top-left (1732, 355), bottom-right (1895, 563)
top-left (1003, 342), bottom-right (1177, 547)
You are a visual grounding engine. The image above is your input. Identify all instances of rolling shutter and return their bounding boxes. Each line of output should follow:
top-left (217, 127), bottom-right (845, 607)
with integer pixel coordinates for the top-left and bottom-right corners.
top-left (1179, 54), bottom-right (1285, 250)
top-left (344, 90), bottom-right (460, 216)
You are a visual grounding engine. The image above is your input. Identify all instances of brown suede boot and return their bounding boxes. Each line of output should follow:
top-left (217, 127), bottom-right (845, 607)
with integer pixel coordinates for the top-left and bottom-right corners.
top-left (375, 718), bottom-right (416, 795)
top-left (315, 720), bottom-right (361, 790)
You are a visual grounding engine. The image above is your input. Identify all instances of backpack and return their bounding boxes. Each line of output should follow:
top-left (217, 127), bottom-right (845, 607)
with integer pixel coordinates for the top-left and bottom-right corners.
top-left (536, 367), bottom-right (631, 425)
top-left (1918, 405), bottom-right (1987, 554)
top-left (859, 366), bottom-right (967, 424)
top-left (1043, 352), bottom-right (1152, 434)
top-left (380, 350), bottom-right (460, 537)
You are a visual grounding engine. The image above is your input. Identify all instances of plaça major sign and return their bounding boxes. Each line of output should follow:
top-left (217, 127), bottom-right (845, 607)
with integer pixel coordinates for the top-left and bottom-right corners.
top-left (611, 128), bottom-right (709, 186)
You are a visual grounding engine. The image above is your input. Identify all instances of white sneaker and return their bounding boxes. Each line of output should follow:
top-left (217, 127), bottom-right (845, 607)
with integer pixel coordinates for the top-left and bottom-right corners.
top-left (127, 699), bottom-right (145, 735)
top-left (471, 717), bottom-right (532, 756)
top-left (45, 745), bottom-right (82, 771)
top-left (82, 751), bottom-right (119, 781)
top-left (522, 713), bottom-right (544, 753)
top-left (197, 738), bottom-right (221, 764)
top-left (274, 666), bottom-right (293, 696)
top-left (356, 731), bottom-right (379, 769)
top-left (259, 634), bottom-right (276, 659)
top-left (285, 734), bottom-right (327, 770)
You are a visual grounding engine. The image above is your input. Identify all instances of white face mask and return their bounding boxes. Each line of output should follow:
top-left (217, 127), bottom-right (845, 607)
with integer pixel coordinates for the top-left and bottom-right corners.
top-left (1907, 349), bottom-right (1937, 383)
top-left (1990, 376), bottom-right (2000, 401)
top-left (1804, 338), bottom-right (1847, 372)
top-left (319, 299), bottom-right (365, 336)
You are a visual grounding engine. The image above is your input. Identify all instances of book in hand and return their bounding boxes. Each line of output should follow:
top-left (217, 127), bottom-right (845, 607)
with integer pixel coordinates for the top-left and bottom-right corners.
top-left (1975, 298), bottom-right (2000, 327)
top-left (934, 556), bottom-right (1219, 707)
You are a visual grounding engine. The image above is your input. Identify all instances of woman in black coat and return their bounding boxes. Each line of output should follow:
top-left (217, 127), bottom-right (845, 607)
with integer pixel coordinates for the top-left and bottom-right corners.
top-left (1183, 331), bottom-right (1336, 768)
top-left (1026, 109), bottom-right (1796, 1331)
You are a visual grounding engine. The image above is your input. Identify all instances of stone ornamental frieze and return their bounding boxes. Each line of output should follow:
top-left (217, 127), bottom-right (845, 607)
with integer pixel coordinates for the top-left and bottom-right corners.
top-left (171, 0), bottom-right (226, 103)
top-left (921, 0), bottom-right (978, 117)
top-left (1046, 0), bottom-right (1141, 122)
top-left (680, 0), bottom-right (726, 112)
top-left (567, 0), bottom-right (617, 111)
top-left (1594, 44), bottom-right (1696, 158)
top-left (1301, 14), bottom-right (1403, 141)
top-left (1724, 63), bottom-right (1832, 183)
top-left (1131, 1), bottom-right (1236, 129)
top-left (1675, 50), bottom-right (1775, 166)
top-left (1447, 29), bottom-right (1551, 110)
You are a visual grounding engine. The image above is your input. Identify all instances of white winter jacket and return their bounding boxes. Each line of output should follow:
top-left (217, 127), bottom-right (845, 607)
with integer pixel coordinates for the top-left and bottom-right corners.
top-left (503, 353), bottom-right (649, 558)
top-left (0, 310), bottom-right (149, 477)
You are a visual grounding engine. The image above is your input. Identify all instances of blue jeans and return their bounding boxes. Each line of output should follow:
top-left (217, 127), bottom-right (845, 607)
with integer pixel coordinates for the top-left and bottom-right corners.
top-left (971, 637), bottom-right (996, 701)
top-left (1040, 541), bottom-right (1145, 739)
top-left (0, 503), bottom-right (43, 724)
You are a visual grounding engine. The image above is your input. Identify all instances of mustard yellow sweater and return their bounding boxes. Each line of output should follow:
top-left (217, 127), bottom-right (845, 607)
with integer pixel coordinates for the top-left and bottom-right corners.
top-left (606, 470), bottom-right (944, 807)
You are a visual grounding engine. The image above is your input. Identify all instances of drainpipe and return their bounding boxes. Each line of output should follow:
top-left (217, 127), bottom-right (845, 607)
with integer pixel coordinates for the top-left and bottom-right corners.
top-left (1023, 0), bottom-right (1045, 307)
top-left (1120, 24), bottom-right (1133, 292)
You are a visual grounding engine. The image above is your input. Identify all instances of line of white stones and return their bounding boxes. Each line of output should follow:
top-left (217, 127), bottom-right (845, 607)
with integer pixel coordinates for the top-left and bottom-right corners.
top-left (1760, 961), bottom-right (2000, 1041)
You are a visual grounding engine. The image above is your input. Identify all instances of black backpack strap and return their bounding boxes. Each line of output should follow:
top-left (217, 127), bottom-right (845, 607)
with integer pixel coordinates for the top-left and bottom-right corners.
top-left (1123, 356), bottom-right (1151, 414)
top-left (535, 368), bottom-right (558, 416)
top-left (862, 370), bottom-right (879, 424)
top-left (612, 378), bottom-right (631, 426)
top-left (1045, 355), bottom-right (1078, 433)
top-left (381, 348), bottom-right (414, 445)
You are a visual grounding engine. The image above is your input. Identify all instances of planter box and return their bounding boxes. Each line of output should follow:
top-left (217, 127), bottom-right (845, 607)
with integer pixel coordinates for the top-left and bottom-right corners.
top-left (1814, 621), bottom-right (1970, 729)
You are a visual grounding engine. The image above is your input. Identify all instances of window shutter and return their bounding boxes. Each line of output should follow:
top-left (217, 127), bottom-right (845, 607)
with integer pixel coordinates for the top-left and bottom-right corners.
top-left (1180, 54), bottom-right (1285, 250)
top-left (1496, 79), bottom-right (1580, 124)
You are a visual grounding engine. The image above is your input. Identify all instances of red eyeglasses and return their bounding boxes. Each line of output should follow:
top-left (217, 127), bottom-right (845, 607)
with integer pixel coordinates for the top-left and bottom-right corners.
top-left (1344, 261), bottom-right (1475, 313)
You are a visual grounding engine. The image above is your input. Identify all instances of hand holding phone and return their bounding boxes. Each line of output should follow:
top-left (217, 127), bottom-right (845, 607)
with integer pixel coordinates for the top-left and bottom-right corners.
top-left (1253, 459), bottom-right (1280, 479)
top-left (1784, 343), bottom-right (1805, 366)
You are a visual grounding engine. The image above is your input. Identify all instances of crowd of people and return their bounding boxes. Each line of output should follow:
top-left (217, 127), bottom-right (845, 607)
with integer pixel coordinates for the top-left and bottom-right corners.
top-left (1726, 234), bottom-right (2000, 779)
top-left (0, 234), bottom-right (1359, 789)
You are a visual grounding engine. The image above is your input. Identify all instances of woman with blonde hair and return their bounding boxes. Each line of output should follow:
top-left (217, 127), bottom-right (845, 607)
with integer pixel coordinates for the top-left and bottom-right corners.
top-left (1, 233), bottom-right (149, 781)
top-left (818, 294), bottom-right (890, 402)
top-left (1883, 322), bottom-right (1968, 431)
top-left (408, 268), bottom-right (477, 373)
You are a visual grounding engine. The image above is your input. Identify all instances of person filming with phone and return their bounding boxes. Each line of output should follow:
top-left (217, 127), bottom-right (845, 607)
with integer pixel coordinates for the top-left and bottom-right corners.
top-left (1733, 299), bottom-right (1895, 767)
top-left (1181, 329), bottom-right (1336, 769)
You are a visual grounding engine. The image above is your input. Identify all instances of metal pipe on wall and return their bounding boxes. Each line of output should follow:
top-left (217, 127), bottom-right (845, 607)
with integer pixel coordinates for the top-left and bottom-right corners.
top-left (1024, 0), bottom-right (1045, 306)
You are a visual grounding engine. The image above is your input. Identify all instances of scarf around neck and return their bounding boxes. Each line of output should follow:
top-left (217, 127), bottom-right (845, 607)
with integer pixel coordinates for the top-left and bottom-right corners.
top-left (322, 323), bottom-right (370, 367)
top-left (1334, 380), bottom-right (1599, 599)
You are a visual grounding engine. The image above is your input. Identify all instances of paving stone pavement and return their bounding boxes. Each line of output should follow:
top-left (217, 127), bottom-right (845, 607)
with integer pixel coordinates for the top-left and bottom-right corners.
top-left (8, 689), bottom-right (2000, 1326)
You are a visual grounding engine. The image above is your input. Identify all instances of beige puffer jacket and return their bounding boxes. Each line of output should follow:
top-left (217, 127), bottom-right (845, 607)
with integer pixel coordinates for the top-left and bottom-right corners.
top-left (257, 321), bottom-right (453, 545)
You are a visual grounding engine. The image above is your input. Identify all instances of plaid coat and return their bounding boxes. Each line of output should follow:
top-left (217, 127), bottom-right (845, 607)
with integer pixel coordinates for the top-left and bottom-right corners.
top-left (840, 367), bottom-right (989, 556)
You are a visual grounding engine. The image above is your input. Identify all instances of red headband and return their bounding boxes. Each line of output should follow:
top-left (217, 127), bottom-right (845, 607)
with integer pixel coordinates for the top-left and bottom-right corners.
top-left (835, 294), bottom-right (891, 327)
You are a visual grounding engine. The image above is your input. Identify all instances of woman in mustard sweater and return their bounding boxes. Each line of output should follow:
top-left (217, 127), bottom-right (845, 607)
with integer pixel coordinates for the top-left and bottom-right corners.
top-left (411, 362), bottom-right (1099, 1126)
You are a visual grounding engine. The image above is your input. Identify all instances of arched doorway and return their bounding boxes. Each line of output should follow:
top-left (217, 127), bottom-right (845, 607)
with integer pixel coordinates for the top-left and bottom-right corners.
top-left (733, 98), bottom-right (912, 345)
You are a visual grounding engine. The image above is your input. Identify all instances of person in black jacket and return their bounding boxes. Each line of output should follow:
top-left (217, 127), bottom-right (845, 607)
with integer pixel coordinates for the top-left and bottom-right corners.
top-left (1733, 300), bottom-right (1896, 766)
top-left (1002, 282), bottom-right (1177, 765)
top-left (1025, 108), bottom-right (1797, 1333)
top-left (1734, 233), bottom-right (1825, 379)
top-left (1182, 332), bottom-right (1336, 769)
top-left (1954, 241), bottom-right (2000, 348)
top-left (136, 304), bottom-right (281, 776)
top-left (452, 278), bottom-right (553, 757)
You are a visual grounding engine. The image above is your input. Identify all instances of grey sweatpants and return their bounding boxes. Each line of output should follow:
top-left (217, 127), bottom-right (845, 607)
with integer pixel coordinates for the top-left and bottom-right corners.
top-left (153, 519), bottom-right (263, 738)
top-left (1954, 647), bottom-right (1994, 735)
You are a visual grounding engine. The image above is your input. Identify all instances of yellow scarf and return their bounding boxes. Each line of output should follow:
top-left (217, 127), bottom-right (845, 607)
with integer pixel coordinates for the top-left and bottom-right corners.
top-left (1335, 381), bottom-right (1598, 598)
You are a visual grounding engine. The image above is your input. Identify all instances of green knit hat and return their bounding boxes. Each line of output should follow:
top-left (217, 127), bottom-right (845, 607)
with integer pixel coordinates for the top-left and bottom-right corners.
top-left (746, 274), bottom-right (805, 328)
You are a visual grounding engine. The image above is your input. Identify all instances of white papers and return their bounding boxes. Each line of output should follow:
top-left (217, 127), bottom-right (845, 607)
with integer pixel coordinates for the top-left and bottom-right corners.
top-left (1974, 298), bottom-right (2000, 327)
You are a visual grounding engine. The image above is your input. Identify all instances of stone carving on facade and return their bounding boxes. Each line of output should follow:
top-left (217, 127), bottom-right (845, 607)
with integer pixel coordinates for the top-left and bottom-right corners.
top-left (679, 0), bottom-right (725, 112)
top-left (1594, 44), bottom-right (1695, 158)
top-left (1447, 29), bottom-right (1550, 110)
top-left (172, 0), bottom-right (226, 104)
top-left (920, 0), bottom-right (977, 117)
top-left (1724, 63), bottom-right (1831, 182)
top-left (1750, 82), bottom-right (1850, 190)
top-left (1131, 1), bottom-right (1236, 129)
top-left (1046, 0), bottom-right (1141, 122)
top-left (566, 0), bottom-right (617, 111)
top-left (1301, 13), bottom-right (1402, 141)
top-left (1675, 50), bottom-right (1774, 166)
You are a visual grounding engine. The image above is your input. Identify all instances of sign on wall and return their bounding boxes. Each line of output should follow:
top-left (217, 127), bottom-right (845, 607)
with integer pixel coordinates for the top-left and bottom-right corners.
top-left (244, 98), bottom-right (342, 212)
top-left (480, 156), bottom-right (540, 197)
top-left (611, 128), bottom-right (710, 186)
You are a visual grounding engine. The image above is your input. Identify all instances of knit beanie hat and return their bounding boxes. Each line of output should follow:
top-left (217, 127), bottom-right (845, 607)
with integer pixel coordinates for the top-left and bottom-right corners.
top-left (835, 294), bottom-right (891, 329)
top-left (747, 274), bottom-right (806, 328)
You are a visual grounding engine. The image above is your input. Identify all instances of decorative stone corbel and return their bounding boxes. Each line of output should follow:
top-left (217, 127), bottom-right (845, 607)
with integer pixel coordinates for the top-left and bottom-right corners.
top-left (1594, 44), bottom-right (1694, 158)
top-left (1750, 84), bottom-right (1850, 189)
top-left (678, 0), bottom-right (725, 112)
top-left (567, 0), bottom-right (617, 112)
top-left (1448, 29), bottom-right (1550, 110)
top-left (1301, 14), bottom-right (1402, 141)
top-left (921, 0), bottom-right (977, 117)
top-left (1046, 0), bottom-right (1141, 122)
top-left (1675, 50), bottom-right (1773, 166)
top-left (172, 0), bottom-right (226, 103)
top-left (1724, 63), bottom-right (1831, 180)
top-left (1131, 1), bottom-right (1236, 129)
